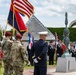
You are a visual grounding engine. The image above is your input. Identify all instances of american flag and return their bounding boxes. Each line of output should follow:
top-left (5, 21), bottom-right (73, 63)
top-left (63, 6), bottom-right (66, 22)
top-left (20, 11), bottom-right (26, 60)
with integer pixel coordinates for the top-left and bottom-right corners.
top-left (7, 1), bottom-right (28, 35)
top-left (13, 0), bottom-right (34, 18)
top-left (28, 32), bottom-right (34, 49)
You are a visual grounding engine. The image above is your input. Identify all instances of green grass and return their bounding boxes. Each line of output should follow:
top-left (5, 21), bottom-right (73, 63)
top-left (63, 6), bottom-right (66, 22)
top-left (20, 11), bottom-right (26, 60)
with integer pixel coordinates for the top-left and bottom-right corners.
top-left (0, 61), bottom-right (56, 75)
top-left (0, 68), bottom-right (4, 75)
top-left (0, 62), bottom-right (4, 75)
top-left (24, 61), bottom-right (56, 70)
top-left (0, 62), bottom-right (34, 75)
top-left (24, 62), bottom-right (34, 69)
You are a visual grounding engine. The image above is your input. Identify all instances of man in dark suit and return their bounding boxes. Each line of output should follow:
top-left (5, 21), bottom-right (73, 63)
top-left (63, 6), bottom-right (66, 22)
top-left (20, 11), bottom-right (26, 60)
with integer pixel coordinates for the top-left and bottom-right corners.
top-left (56, 40), bottom-right (63, 60)
top-left (48, 41), bottom-right (55, 65)
top-left (30, 31), bottom-right (48, 75)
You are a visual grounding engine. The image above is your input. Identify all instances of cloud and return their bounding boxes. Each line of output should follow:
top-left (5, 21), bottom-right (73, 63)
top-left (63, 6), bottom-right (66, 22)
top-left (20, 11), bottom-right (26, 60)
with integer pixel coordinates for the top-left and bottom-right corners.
top-left (0, 0), bottom-right (3, 7)
top-left (29, 0), bottom-right (76, 17)
top-left (0, 0), bottom-right (10, 7)
top-left (70, 0), bottom-right (76, 5)
top-left (0, 15), bottom-right (12, 30)
top-left (0, 0), bottom-right (76, 29)
top-left (0, 15), bottom-right (7, 20)
top-left (1, 0), bottom-right (76, 17)
top-left (0, 15), bottom-right (7, 29)
top-left (28, 0), bottom-right (76, 27)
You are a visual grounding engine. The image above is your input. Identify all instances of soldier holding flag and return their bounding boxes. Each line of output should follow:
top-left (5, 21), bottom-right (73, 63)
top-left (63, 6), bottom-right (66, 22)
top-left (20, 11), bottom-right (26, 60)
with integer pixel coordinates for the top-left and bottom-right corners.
top-left (11, 33), bottom-right (28, 75)
top-left (1, 31), bottom-right (13, 75)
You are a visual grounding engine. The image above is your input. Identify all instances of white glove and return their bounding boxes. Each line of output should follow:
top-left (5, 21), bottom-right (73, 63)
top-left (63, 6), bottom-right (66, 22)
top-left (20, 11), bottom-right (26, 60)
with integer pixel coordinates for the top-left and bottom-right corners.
top-left (27, 61), bottom-right (30, 66)
top-left (2, 36), bottom-right (5, 39)
top-left (33, 58), bottom-right (38, 63)
top-left (12, 36), bottom-right (16, 41)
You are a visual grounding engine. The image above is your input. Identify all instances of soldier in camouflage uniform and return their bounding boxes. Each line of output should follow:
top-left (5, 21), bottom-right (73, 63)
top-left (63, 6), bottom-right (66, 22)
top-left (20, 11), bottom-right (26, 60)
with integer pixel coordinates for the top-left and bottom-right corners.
top-left (1, 32), bottom-right (13, 75)
top-left (11, 33), bottom-right (28, 75)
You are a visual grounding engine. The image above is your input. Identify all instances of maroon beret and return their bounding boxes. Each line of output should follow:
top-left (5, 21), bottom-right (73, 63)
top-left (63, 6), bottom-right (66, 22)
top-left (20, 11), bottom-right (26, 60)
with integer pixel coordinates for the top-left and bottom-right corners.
top-left (5, 32), bottom-right (12, 36)
top-left (16, 34), bottom-right (22, 39)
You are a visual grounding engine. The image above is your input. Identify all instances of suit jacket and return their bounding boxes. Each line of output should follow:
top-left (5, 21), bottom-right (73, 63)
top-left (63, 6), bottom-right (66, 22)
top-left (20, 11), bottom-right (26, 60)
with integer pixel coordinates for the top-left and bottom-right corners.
top-left (57, 44), bottom-right (63, 56)
top-left (48, 45), bottom-right (55, 56)
top-left (30, 39), bottom-right (48, 66)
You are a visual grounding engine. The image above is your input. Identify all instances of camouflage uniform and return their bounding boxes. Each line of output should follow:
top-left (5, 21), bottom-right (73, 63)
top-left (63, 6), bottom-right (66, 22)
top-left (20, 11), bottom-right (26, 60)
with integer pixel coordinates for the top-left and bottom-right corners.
top-left (1, 38), bottom-right (13, 75)
top-left (11, 41), bottom-right (28, 75)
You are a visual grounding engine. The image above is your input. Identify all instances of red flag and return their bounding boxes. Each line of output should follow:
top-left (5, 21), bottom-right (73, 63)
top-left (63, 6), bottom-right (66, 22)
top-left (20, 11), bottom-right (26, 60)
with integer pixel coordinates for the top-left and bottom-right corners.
top-left (7, 2), bottom-right (28, 35)
top-left (14, 10), bottom-right (27, 32)
top-left (13, 0), bottom-right (34, 18)
top-left (62, 44), bottom-right (66, 54)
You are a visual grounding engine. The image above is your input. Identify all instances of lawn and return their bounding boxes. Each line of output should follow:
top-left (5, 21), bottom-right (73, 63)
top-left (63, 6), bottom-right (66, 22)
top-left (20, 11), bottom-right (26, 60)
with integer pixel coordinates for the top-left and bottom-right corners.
top-left (0, 62), bottom-right (34, 75)
top-left (0, 61), bottom-right (56, 75)
top-left (0, 62), bottom-right (4, 75)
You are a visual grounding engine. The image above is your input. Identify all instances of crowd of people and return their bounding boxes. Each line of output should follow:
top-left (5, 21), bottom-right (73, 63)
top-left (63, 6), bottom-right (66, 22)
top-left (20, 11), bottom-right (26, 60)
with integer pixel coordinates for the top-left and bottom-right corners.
top-left (0, 32), bottom-right (28, 75)
top-left (48, 39), bottom-right (66, 65)
top-left (48, 39), bottom-right (76, 65)
top-left (0, 31), bottom-right (76, 75)
top-left (0, 31), bottom-right (49, 75)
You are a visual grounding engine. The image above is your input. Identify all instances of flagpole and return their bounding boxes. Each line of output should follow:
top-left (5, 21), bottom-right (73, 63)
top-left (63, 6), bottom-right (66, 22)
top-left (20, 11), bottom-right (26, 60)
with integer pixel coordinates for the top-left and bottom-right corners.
top-left (1, 30), bottom-right (3, 37)
top-left (4, 24), bottom-right (7, 36)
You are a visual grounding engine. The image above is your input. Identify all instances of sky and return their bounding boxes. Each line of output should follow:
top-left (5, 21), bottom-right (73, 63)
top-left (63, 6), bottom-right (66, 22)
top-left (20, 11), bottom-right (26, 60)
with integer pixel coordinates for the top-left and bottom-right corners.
top-left (0, 0), bottom-right (76, 30)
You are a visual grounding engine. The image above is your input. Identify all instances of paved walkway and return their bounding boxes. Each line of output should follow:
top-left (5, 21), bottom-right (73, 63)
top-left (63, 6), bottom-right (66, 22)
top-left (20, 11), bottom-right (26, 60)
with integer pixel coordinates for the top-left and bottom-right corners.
top-left (23, 68), bottom-right (76, 75)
